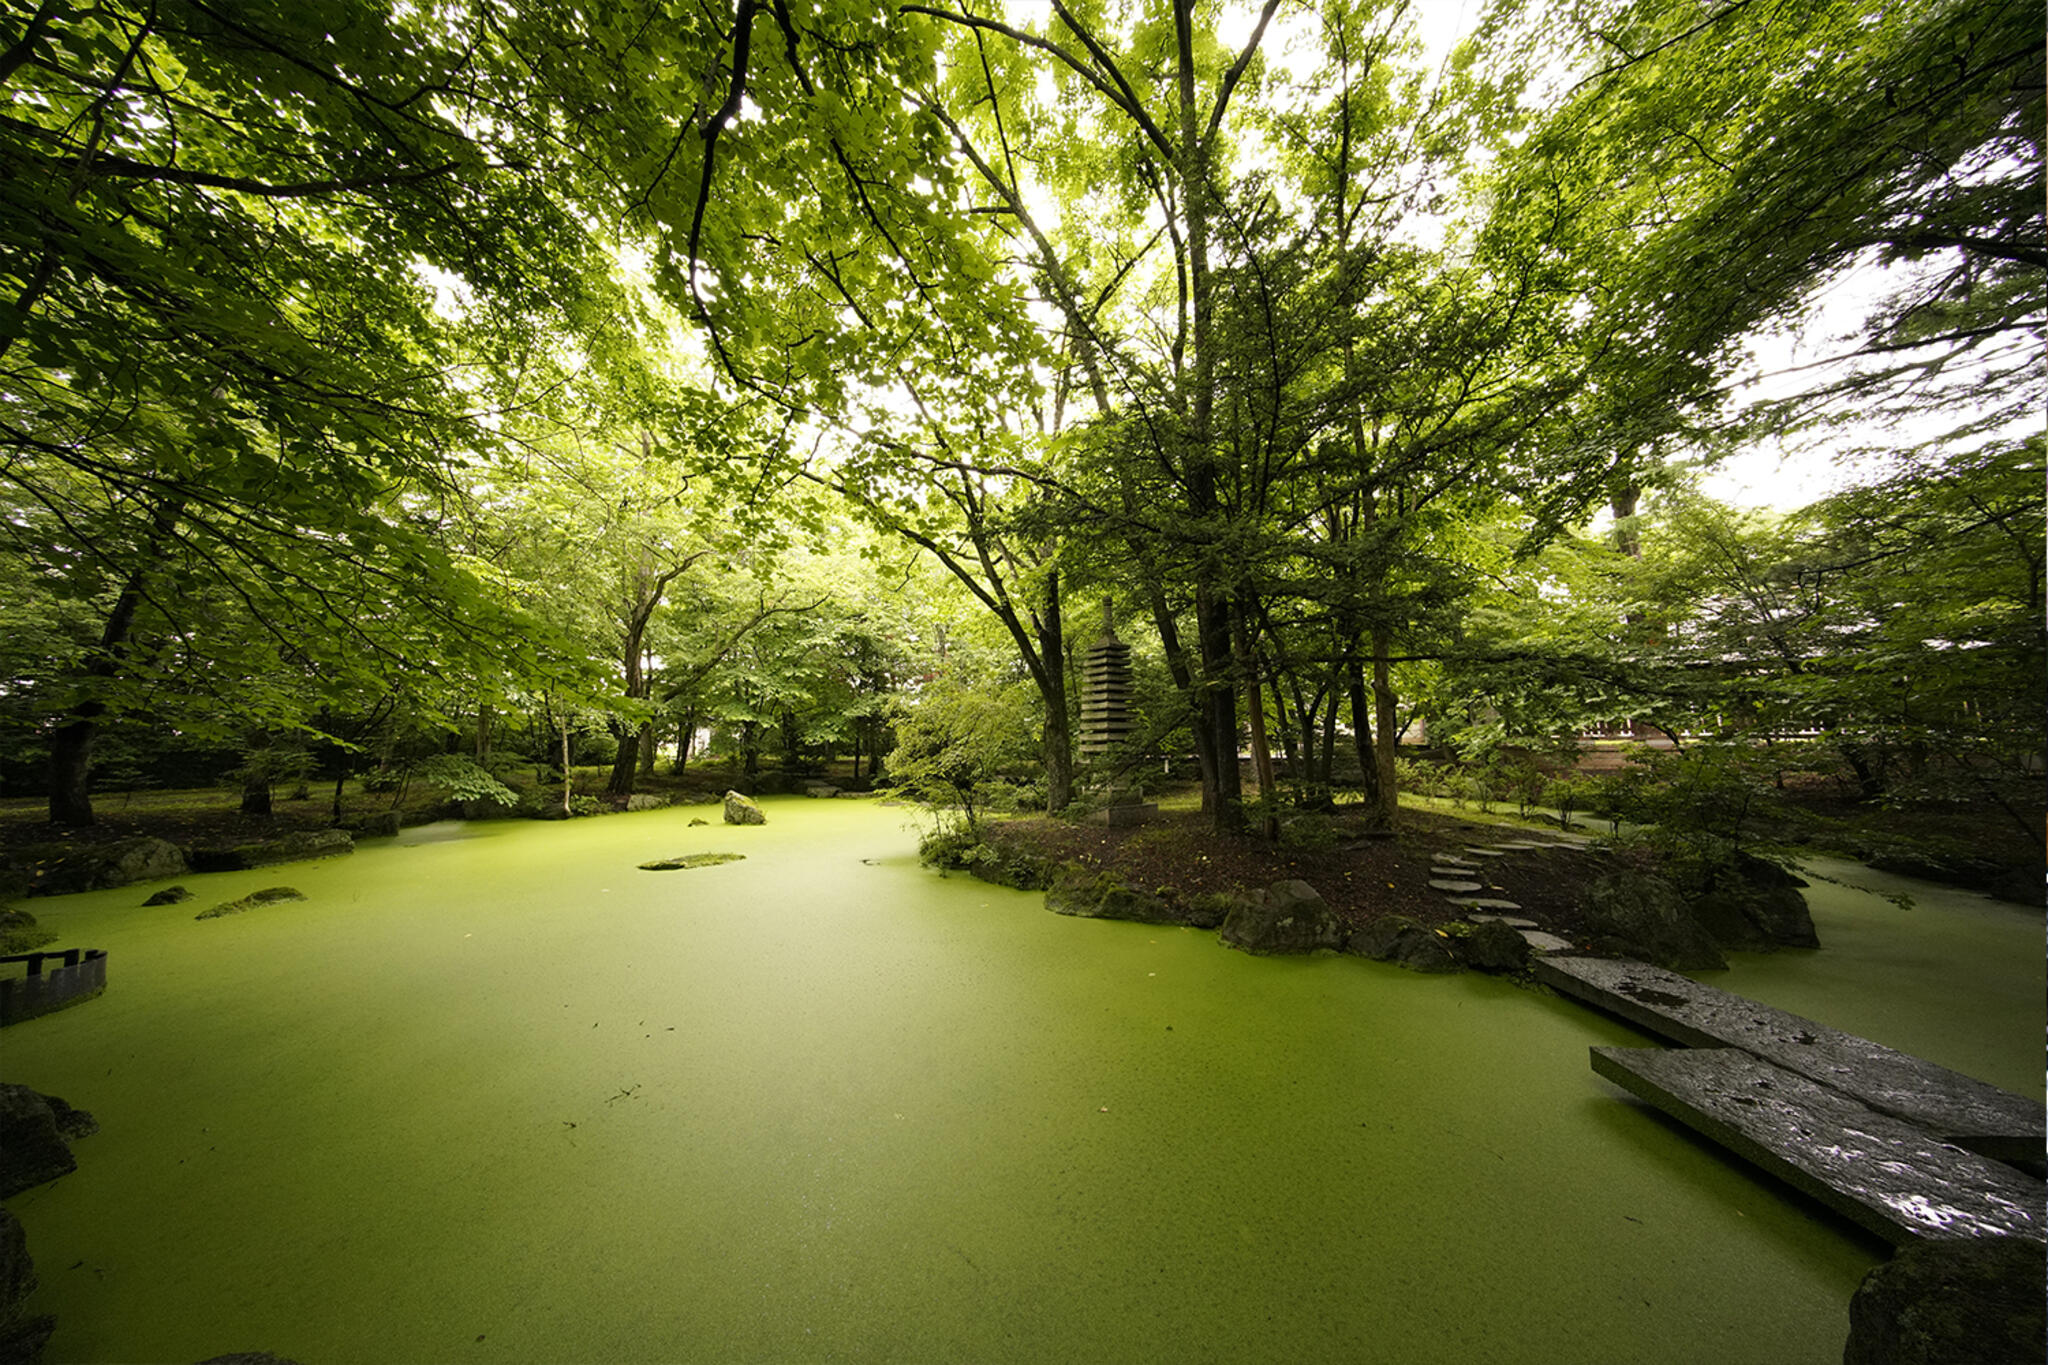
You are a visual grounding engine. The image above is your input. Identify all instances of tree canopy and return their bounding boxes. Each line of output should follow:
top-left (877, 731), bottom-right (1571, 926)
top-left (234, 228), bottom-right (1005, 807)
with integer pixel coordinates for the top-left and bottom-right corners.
top-left (2, 0), bottom-right (2037, 836)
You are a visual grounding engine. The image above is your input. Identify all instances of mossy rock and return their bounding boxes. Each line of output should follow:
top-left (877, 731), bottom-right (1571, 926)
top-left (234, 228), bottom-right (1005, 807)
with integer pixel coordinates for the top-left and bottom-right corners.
top-left (1581, 870), bottom-right (1727, 972)
top-left (1345, 915), bottom-right (1462, 973)
top-left (196, 887), bottom-right (306, 921)
top-left (1845, 1237), bottom-right (2046, 1365)
top-left (1045, 862), bottom-right (1185, 925)
top-left (143, 885), bottom-right (193, 906)
top-left (1685, 851), bottom-right (1817, 950)
top-left (1454, 919), bottom-right (1533, 973)
top-left (1218, 880), bottom-right (1347, 956)
top-left (31, 837), bottom-right (187, 895)
top-left (919, 831), bottom-right (1056, 891)
top-left (0, 908), bottom-right (57, 956)
top-left (638, 853), bottom-right (745, 871)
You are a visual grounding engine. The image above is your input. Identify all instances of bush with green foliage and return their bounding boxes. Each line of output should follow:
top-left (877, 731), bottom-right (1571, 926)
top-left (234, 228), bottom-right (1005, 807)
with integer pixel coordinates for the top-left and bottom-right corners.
top-left (887, 676), bottom-right (1038, 833)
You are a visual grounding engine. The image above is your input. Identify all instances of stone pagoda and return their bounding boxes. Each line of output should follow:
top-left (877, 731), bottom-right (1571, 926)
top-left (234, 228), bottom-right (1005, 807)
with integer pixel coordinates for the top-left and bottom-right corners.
top-left (1078, 601), bottom-right (1135, 759)
top-left (1077, 600), bottom-right (1154, 824)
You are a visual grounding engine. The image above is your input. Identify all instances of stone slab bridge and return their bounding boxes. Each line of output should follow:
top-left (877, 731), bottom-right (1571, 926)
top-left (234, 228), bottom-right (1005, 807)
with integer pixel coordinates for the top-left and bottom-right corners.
top-left (1535, 954), bottom-right (2044, 1246)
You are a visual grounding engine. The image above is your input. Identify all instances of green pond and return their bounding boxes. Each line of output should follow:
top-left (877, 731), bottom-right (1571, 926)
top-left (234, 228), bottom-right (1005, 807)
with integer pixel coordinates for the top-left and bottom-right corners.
top-left (5, 800), bottom-right (2040, 1364)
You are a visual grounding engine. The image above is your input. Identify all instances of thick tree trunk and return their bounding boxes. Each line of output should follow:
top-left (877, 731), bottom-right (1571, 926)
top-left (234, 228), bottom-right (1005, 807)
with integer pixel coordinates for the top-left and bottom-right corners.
top-left (45, 717), bottom-right (99, 827)
top-left (1372, 627), bottom-right (1400, 815)
top-left (674, 708), bottom-right (696, 773)
top-left (1037, 571), bottom-right (1072, 813)
top-left (45, 499), bottom-right (182, 826)
top-left (1195, 587), bottom-right (1243, 831)
top-left (638, 721), bottom-right (656, 776)
top-left (1347, 655), bottom-right (1391, 829)
top-left (605, 629), bottom-right (647, 796)
top-left (1144, 585), bottom-right (1216, 803)
top-left (1234, 602), bottom-right (1279, 840)
top-left (240, 732), bottom-right (273, 817)
top-left (605, 720), bottom-right (637, 796)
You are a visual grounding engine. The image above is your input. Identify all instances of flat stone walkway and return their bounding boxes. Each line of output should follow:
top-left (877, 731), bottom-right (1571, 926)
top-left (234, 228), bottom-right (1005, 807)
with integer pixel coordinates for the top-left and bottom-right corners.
top-left (1592, 1047), bottom-right (2044, 1245)
top-left (1536, 956), bottom-right (2044, 1162)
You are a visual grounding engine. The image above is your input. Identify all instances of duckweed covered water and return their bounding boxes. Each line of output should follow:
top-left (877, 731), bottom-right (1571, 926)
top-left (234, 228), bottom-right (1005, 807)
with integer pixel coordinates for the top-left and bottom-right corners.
top-left (4, 801), bottom-right (2034, 1363)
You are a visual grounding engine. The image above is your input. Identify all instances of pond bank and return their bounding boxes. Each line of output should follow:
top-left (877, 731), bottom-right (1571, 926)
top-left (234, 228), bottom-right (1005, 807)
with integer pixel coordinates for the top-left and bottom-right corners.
top-left (3, 800), bottom-right (2035, 1363)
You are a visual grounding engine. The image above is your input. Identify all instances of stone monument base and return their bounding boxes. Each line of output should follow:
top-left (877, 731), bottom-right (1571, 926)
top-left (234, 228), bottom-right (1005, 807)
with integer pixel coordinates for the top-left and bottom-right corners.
top-left (1089, 802), bottom-right (1158, 827)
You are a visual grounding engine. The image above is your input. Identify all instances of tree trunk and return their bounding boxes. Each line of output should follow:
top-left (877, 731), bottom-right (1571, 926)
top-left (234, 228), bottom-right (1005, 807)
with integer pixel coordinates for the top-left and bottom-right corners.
top-left (1234, 601), bottom-right (1278, 840)
top-left (674, 708), bottom-right (696, 773)
top-left (45, 716), bottom-right (99, 827)
top-left (1037, 570), bottom-right (1072, 813)
top-left (45, 498), bottom-right (182, 826)
top-left (1319, 664), bottom-right (1340, 788)
top-left (638, 721), bottom-right (656, 776)
top-left (240, 731), bottom-right (273, 817)
top-left (1372, 627), bottom-right (1400, 817)
top-left (1347, 654), bottom-right (1390, 829)
top-left (604, 721), bottom-right (635, 796)
top-left (1145, 586), bottom-right (1216, 805)
top-left (1196, 586), bottom-right (1243, 831)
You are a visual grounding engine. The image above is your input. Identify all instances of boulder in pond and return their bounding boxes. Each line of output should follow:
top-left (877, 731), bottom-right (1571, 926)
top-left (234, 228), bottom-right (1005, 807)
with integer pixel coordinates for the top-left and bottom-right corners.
top-left (1454, 919), bottom-right (1533, 973)
top-left (1685, 851), bottom-right (1818, 950)
top-left (0, 908), bottom-right (56, 955)
top-left (1844, 1236), bottom-right (2046, 1365)
top-left (32, 837), bottom-right (187, 895)
top-left (1581, 870), bottom-right (1727, 972)
top-left (722, 791), bottom-right (766, 826)
top-left (1345, 915), bottom-right (1461, 973)
top-left (1045, 863), bottom-right (1183, 926)
top-left (142, 885), bottom-right (193, 906)
top-left (0, 1205), bottom-right (56, 1365)
top-left (195, 887), bottom-right (306, 921)
top-left (189, 830), bottom-right (352, 874)
top-left (350, 810), bottom-right (403, 838)
top-left (625, 794), bottom-right (669, 811)
top-left (1218, 879), bottom-right (1346, 955)
top-left (0, 1084), bottom-right (95, 1199)
top-left (638, 853), bottom-right (745, 871)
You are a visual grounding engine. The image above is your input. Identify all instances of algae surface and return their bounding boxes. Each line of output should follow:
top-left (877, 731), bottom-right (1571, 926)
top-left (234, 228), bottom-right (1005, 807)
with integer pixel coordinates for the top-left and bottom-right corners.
top-left (4, 803), bottom-right (2034, 1364)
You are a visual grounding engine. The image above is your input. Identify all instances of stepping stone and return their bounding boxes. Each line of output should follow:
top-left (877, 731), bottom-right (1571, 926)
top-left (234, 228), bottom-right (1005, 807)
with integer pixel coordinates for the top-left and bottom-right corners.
top-left (1591, 1047), bottom-right (2045, 1246)
top-left (1429, 879), bottom-right (1484, 893)
top-left (1464, 912), bottom-right (1537, 928)
top-left (1462, 847), bottom-right (1510, 858)
top-left (1536, 957), bottom-right (2044, 1162)
top-left (1451, 901), bottom-right (1527, 916)
top-left (1493, 841), bottom-right (1548, 850)
top-left (1433, 856), bottom-right (1479, 868)
top-left (1519, 930), bottom-right (1574, 952)
top-left (1430, 864), bottom-right (1481, 878)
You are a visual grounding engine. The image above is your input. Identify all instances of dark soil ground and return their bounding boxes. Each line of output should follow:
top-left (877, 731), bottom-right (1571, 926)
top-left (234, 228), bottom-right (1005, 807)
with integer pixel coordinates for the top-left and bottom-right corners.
top-left (977, 797), bottom-right (1619, 942)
